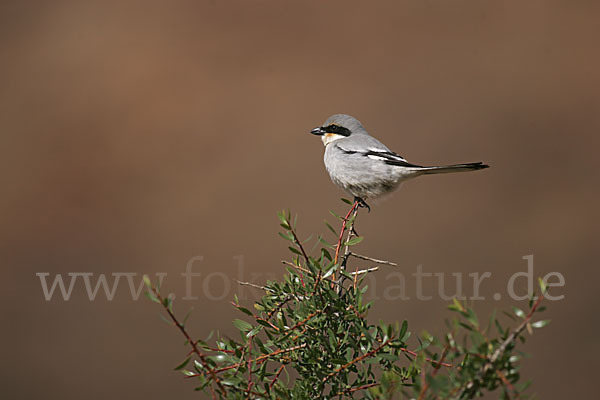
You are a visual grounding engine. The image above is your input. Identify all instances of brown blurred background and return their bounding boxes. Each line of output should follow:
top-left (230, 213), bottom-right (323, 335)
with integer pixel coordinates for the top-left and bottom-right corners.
top-left (2, 0), bottom-right (599, 398)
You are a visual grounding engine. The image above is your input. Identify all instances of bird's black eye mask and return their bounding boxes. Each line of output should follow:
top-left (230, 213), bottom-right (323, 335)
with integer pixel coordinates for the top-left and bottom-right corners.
top-left (323, 124), bottom-right (352, 136)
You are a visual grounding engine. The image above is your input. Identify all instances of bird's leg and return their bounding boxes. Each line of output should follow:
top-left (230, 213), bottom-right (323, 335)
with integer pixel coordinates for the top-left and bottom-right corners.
top-left (354, 197), bottom-right (370, 213)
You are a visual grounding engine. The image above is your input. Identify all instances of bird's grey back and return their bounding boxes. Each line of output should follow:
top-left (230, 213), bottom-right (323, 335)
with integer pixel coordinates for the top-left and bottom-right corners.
top-left (324, 114), bottom-right (393, 153)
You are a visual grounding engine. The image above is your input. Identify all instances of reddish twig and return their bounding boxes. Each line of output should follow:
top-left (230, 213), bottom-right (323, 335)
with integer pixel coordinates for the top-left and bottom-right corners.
top-left (497, 369), bottom-right (519, 399)
top-left (187, 344), bottom-right (307, 375)
top-left (281, 310), bottom-right (322, 337)
top-left (489, 295), bottom-right (543, 363)
top-left (267, 295), bottom-right (293, 320)
top-left (323, 337), bottom-right (393, 383)
top-left (269, 364), bottom-right (286, 391)
top-left (332, 201), bottom-right (359, 286)
top-left (202, 346), bottom-right (235, 354)
top-left (281, 260), bottom-right (311, 275)
top-left (458, 295), bottom-right (545, 397)
top-left (288, 224), bottom-right (308, 287)
top-left (150, 287), bottom-right (225, 398)
top-left (400, 347), bottom-right (453, 368)
top-left (337, 382), bottom-right (380, 395)
top-left (231, 301), bottom-right (280, 331)
top-left (246, 337), bottom-right (253, 399)
top-left (417, 343), bottom-right (451, 400)
top-left (334, 201), bottom-right (359, 265)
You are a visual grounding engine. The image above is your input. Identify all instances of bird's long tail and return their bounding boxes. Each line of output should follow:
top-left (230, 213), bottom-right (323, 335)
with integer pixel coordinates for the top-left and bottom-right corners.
top-left (419, 162), bottom-right (489, 175)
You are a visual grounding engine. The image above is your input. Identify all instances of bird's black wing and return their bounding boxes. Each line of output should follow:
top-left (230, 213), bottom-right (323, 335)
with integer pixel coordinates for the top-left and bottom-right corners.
top-left (337, 145), bottom-right (423, 168)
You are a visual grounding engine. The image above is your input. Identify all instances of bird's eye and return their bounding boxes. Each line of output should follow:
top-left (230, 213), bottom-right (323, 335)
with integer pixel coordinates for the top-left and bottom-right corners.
top-left (329, 125), bottom-right (338, 132)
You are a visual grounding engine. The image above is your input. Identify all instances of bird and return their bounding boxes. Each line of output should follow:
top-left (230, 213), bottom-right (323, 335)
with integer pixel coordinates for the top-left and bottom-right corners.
top-left (310, 114), bottom-right (489, 210)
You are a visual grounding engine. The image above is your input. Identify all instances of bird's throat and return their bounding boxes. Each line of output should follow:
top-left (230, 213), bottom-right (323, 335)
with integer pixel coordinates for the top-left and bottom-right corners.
top-left (321, 133), bottom-right (345, 147)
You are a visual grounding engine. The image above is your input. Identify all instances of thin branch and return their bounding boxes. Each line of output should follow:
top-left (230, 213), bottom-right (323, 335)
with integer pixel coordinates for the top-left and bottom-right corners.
top-left (281, 310), bottom-right (323, 337)
top-left (489, 295), bottom-right (543, 364)
top-left (237, 280), bottom-right (269, 291)
top-left (281, 260), bottom-right (311, 275)
top-left (342, 208), bottom-right (360, 289)
top-left (350, 266), bottom-right (379, 275)
top-left (334, 201), bottom-right (359, 265)
top-left (288, 223), bottom-right (309, 287)
top-left (497, 369), bottom-right (519, 399)
top-left (337, 382), bottom-right (379, 395)
top-left (456, 295), bottom-right (544, 398)
top-left (331, 201), bottom-right (361, 291)
top-left (267, 295), bottom-right (293, 320)
top-left (400, 347), bottom-right (453, 368)
top-left (230, 300), bottom-right (279, 331)
top-left (349, 252), bottom-right (398, 266)
top-left (150, 286), bottom-right (226, 398)
top-left (323, 337), bottom-right (393, 383)
top-left (417, 343), bottom-right (451, 400)
top-left (246, 337), bottom-right (253, 398)
top-left (269, 364), bottom-right (286, 391)
top-left (203, 344), bottom-right (306, 375)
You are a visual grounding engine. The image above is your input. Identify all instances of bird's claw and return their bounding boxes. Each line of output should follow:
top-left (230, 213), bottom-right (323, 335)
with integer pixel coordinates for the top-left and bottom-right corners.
top-left (354, 197), bottom-right (371, 213)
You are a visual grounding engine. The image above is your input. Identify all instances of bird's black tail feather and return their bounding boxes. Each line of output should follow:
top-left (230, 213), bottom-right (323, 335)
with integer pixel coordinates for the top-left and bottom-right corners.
top-left (420, 162), bottom-right (489, 175)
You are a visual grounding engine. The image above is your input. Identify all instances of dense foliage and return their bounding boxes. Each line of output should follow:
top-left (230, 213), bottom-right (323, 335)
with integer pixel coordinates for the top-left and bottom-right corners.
top-left (145, 201), bottom-right (549, 399)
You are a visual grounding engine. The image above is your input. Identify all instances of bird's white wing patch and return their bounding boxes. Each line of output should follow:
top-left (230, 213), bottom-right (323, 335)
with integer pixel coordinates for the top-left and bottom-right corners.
top-left (367, 148), bottom-right (407, 161)
top-left (367, 147), bottom-right (387, 152)
top-left (367, 154), bottom-right (388, 161)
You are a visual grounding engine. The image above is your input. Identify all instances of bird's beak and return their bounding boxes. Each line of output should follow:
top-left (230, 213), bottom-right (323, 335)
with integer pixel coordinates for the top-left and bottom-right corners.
top-left (310, 127), bottom-right (325, 136)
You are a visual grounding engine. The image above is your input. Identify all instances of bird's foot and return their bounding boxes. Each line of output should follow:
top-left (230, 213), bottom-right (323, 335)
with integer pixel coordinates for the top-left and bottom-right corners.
top-left (354, 197), bottom-right (370, 213)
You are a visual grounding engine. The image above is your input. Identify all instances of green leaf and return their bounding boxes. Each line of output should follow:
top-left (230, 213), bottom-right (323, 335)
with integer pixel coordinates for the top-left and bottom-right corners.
top-left (379, 353), bottom-right (399, 361)
top-left (415, 339), bottom-right (432, 352)
top-left (288, 246), bottom-right (302, 255)
top-left (236, 306), bottom-right (253, 317)
top-left (144, 291), bottom-right (160, 303)
top-left (458, 322), bottom-right (473, 331)
top-left (450, 298), bottom-right (464, 312)
top-left (256, 319), bottom-right (274, 328)
top-left (142, 274), bottom-right (152, 289)
top-left (163, 295), bottom-right (173, 312)
top-left (323, 265), bottom-right (337, 280)
top-left (538, 277), bottom-right (548, 294)
top-left (512, 306), bottom-right (526, 319)
top-left (158, 312), bottom-right (172, 325)
top-left (247, 326), bottom-right (262, 337)
top-left (324, 220), bottom-right (337, 234)
top-left (399, 320), bottom-right (408, 341)
top-left (502, 310), bottom-right (516, 321)
top-left (277, 210), bottom-right (287, 224)
top-left (193, 359), bottom-right (204, 371)
top-left (329, 210), bottom-right (343, 220)
top-left (345, 236), bottom-right (364, 246)
top-left (232, 319), bottom-right (253, 332)
top-left (221, 376), bottom-right (243, 386)
top-left (278, 232), bottom-right (293, 241)
top-left (341, 197), bottom-right (353, 205)
top-left (174, 356), bottom-right (192, 370)
top-left (321, 248), bottom-right (332, 261)
top-left (465, 307), bottom-right (479, 327)
top-left (319, 237), bottom-right (335, 250)
top-left (531, 319), bottom-right (551, 328)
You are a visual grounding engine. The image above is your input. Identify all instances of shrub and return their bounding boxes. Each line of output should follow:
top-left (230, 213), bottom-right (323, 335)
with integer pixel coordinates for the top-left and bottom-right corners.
top-left (145, 200), bottom-right (549, 399)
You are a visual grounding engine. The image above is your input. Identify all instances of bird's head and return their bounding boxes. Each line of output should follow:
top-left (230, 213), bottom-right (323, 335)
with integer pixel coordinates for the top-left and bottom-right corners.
top-left (310, 114), bottom-right (365, 146)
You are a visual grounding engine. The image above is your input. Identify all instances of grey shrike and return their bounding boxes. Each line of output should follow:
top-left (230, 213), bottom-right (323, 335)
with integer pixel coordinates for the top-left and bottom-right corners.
top-left (310, 114), bottom-right (488, 210)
